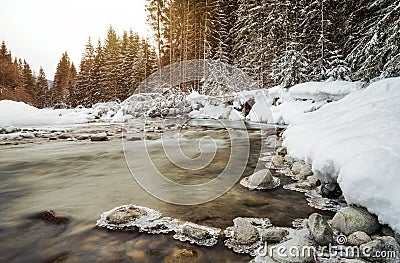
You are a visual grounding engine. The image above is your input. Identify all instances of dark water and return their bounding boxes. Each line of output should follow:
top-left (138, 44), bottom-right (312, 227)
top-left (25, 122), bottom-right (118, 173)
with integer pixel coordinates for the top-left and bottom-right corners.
top-left (0, 121), bottom-right (331, 262)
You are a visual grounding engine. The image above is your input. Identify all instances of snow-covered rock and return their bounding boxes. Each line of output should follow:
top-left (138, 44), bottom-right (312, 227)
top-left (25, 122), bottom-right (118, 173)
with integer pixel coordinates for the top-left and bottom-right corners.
top-left (288, 80), bottom-right (364, 102)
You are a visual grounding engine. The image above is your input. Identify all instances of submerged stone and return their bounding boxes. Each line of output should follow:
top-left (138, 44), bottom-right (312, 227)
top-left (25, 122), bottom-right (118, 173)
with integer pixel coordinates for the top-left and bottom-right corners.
top-left (173, 222), bottom-right (220, 247)
top-left (164, 248), bottom-right (203, 263)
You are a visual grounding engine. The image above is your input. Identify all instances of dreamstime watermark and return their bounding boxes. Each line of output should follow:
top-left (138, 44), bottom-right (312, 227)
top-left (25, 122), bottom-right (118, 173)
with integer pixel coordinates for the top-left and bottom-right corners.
top-left (122, 59), bottom-right (276, 205)
top-left (256, 235), bottom-right (398, 260)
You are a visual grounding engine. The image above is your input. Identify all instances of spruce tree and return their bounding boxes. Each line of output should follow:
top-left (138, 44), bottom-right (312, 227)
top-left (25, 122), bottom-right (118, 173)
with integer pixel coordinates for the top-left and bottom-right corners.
top-left (36, 67), bottom-right (48, 108)
top-left (53, 52), bottom-right (71, 106)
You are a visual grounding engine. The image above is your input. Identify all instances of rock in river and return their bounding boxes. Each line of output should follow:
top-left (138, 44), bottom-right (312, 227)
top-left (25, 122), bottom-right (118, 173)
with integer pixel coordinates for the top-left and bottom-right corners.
top-left (259, 227), bottom-right (289, 243)
top-left (240, 169), bottom-right (280, 190)
top-left (331, 206), bottom-right (380, 235)
top-left (173, 222), bottom-right (220, 247)
top-left (307, 213), bottom-right (333, 246)
top-left (90, 133), bottom-right (109, 141)
top-left (96, 204), bottom-right (162, 230)
top-left (224, 217), bottom-right (272, 256)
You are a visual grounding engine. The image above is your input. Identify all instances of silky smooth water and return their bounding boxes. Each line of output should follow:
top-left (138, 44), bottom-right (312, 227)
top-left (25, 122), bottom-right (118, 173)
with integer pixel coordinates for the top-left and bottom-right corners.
top-left (0, 120), bottom-right (331, 262)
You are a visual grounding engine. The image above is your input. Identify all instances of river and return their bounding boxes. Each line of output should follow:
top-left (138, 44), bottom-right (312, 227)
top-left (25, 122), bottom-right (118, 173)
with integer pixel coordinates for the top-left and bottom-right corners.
top-left (0, 119), bottom-right (331, 262)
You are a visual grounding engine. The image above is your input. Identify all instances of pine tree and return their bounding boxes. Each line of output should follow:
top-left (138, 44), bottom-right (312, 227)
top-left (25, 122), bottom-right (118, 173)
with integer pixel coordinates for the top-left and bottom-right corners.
top-left (75, 37), bottom-right (95, 107)
top-left (346, 0), bottom-right (400, 81)
top-left (52, 52), bottom-right (71, 106)
top-left (36, 67), bottom-right (48, 108)
top-left (100, 26), bottom-right (120, 101)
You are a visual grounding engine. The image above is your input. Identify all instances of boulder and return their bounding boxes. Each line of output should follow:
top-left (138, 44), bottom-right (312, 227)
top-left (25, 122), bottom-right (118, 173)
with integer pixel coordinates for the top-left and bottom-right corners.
top-left (271, 236), bottom-right (315, 263)
top-left (182, 224), bottom-right (212, 241)
top-left (233, 218), bottom-right (260, 245)
top-left (260, 227), bottom-right (289, 243)
top-left (291, 162), bottom-right (304, 175)
top-left (240, 169), bottom-right (280, 190)
top-left (347, 231), bottom-right (372, 246)
top-left (307, 213), bottom-right (333, 246)
top-left (360, 236), bottom-right (400, 262)
top-left (331, 207), bottom-right (380, 235)
top-left (272, 155), bottom-right (284, 167)
top-left (298, 164), bottom-right (313, 179)
top-left (106, 206), bottom-right (147, 225)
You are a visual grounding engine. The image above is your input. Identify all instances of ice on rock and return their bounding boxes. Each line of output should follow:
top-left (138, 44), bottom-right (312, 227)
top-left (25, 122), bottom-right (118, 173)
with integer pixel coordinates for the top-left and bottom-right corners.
top-left (305, 190), bottom-right (347, 212)
top-left (138, 217), bottom-right (180, 234)
top-left (96, 204), bottom-right (162, 230)
top-left (173, 222), bottom-right (221, 247)
top-left (240, 169), bottom-right (280, 190)
top-left (224, 217), bottom-right (272, 256)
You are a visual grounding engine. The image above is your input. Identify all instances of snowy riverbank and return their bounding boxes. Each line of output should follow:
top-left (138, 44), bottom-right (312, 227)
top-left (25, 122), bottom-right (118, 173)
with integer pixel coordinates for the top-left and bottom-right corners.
top-left (1, 77), bottom-right (400, 235)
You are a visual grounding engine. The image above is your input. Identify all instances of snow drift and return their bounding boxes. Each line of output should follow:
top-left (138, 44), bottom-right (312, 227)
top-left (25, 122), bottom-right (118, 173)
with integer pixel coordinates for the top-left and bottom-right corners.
top-left (283, 77), bottom-right (400, 232)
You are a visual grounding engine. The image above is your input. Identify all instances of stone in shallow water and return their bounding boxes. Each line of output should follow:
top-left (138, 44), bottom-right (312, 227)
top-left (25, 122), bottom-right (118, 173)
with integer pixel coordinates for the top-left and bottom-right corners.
top-left (173, 222), bottom-right (220, 247)
top-left (305, 189), bottom-right (347, 212)
top-left (96, 204), bottom-right (162, 230)
top-left (224, 217), bottom-right (272, 256)
top-left (138, 217), bottom-right (180, 234)
top-left (106, 206), bottom-right (146, 225)
top-left (233, 218), bottom-right (260, 245)
top-left (259, 227), bottom-right (289, 243)
top-left (331, 206), bottom-right (380, 235)
top-left (240, 169), bottom-right (280, 190)
top-left (291, 161), bottom-right (304, 175)
top-left (271, 155), bottom-right (285, 167)
top-left (307, 213), bottom-right (333, 246)
top-left (90, 133), bottom-right (109, 141)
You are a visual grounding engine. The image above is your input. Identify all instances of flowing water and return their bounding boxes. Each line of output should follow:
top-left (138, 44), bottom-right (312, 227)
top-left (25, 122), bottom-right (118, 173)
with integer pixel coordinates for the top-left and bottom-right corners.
top-left (0, 120), bottom-right (331, 262)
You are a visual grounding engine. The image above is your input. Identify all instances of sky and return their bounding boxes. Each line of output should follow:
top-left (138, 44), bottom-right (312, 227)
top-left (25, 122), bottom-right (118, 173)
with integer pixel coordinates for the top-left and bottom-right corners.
top-left (0, 0), bottom-right (151, 79)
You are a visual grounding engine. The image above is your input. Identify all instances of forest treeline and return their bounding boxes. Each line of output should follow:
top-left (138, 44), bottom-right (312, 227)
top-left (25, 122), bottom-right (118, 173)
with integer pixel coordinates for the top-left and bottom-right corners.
top-left (1, 0), bottom-right (399, 108)
top-left (147, 0), bottom-right (399, 87)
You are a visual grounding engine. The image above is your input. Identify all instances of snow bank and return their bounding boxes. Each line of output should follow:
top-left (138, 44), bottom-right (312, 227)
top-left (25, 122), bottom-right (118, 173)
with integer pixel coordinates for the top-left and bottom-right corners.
top-left (0, 100), bottom-right (127, 127)
top-left (288, 80), bottom-right (364, 101)
top-left (0, 100), bottom-right (93, 127)
top-left (271, 80), bottom-right (364, 124)
top-left (283, 77), bottom-right (400, 232)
